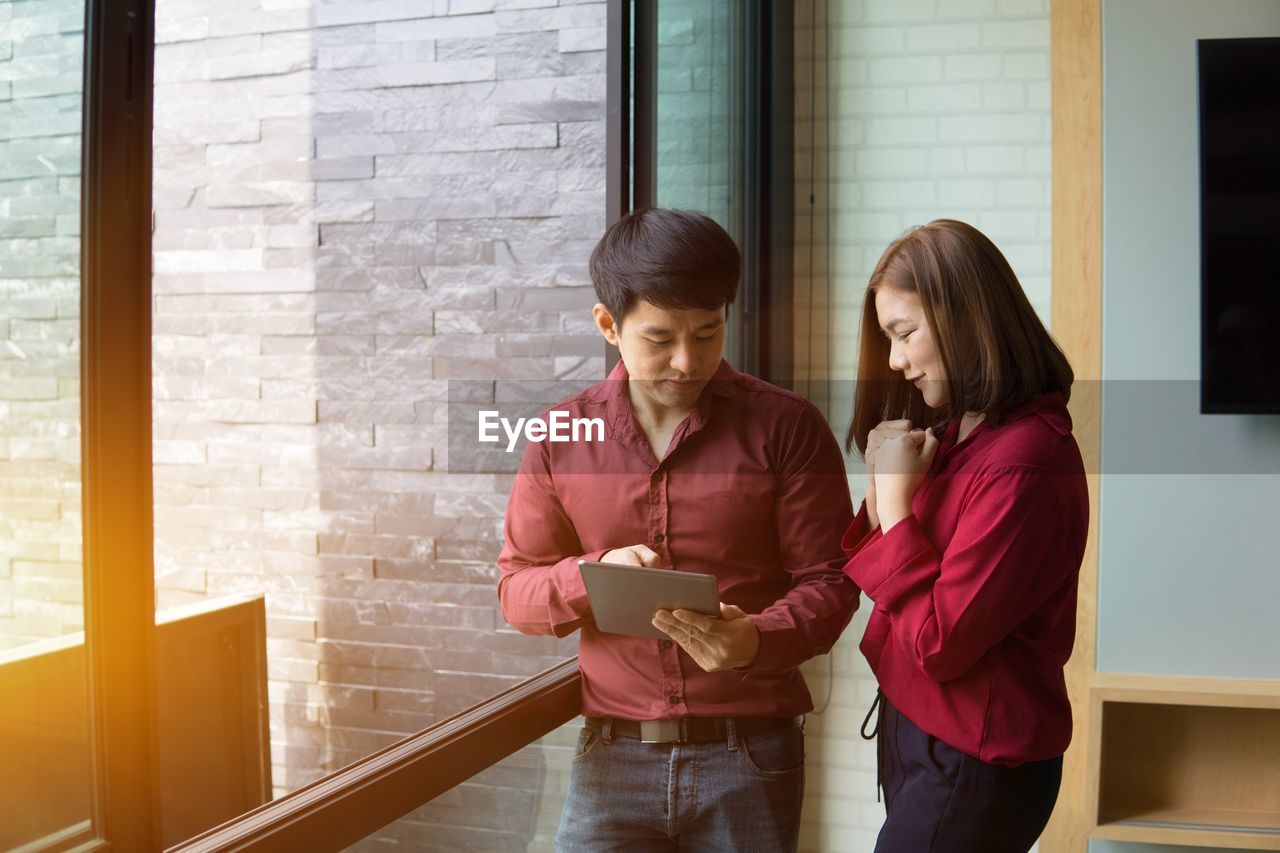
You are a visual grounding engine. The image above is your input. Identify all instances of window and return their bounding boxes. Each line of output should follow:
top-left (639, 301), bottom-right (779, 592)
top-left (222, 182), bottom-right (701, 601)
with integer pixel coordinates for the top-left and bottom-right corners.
top-left (610, 0), bottom-right (795, 382)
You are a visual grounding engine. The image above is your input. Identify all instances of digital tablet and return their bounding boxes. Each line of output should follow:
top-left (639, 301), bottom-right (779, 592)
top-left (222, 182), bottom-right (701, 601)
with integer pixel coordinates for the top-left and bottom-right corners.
top-left (577, 560), bottom-right (720, 639)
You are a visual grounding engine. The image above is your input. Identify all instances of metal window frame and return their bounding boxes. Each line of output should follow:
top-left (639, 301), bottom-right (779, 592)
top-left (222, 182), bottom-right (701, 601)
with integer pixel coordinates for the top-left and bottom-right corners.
top-left (759, 0), bottom-right (796, 386)
top-left (606, 0), bottom-right (632, 227)
top-left (79, 0), bottom-right (161, 849)
top-left (631, 0), bottom-right (656, 211)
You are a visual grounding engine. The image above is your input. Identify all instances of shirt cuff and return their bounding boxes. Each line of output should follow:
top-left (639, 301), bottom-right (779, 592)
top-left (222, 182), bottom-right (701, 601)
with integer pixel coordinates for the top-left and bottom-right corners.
top-left (736, 612), bottom-right (796, 678)
top-left (550, 549), bottom-right (607, 635)
top-left (841, 500), bottom-right (881, 558)
top-left (842, 514), bottom-right (936, 608)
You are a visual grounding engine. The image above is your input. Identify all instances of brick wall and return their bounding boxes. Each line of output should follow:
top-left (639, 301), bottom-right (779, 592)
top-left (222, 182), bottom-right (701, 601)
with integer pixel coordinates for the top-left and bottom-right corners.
top-left (793, 0), bottom-right (1052, 849)
top-left (150, 0), bottom-right (605, 802)
top-left (0, 0), bottom-right (84, 651)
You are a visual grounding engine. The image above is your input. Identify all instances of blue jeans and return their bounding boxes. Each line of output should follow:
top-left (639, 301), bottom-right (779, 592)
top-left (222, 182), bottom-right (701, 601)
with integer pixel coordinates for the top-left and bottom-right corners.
top-left (555, 721), bottom-right (805, 852)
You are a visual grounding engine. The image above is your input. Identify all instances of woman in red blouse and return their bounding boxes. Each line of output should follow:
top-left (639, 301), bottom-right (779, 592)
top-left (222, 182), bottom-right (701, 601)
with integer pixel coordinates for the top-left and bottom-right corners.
top-left (841, 220), bottom-right (1089, 853)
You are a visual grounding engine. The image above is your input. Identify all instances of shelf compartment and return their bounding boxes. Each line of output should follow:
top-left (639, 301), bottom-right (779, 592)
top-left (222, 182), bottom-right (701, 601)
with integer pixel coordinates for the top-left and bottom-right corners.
top-left (1089, 674), bottom-right (1280, 849)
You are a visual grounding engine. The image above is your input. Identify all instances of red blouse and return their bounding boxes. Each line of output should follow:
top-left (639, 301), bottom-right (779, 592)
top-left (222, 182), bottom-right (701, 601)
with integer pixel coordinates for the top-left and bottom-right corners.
top-left (842, 392), bottom-right (1089, 765)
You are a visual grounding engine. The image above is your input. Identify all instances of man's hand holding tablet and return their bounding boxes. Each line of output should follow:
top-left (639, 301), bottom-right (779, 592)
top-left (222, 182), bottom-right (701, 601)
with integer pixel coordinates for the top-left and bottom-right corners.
top-left (652, 604), bottom-right (759, 673)
top-left (580, 545), bottom-right (760, 673)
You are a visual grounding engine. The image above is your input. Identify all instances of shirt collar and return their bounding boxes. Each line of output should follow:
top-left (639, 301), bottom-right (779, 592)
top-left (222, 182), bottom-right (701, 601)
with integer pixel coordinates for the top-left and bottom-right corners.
top-left (600, 358), bottom-right (740, 458)
top-left (941, 390), bottom-right (1072, 458)
top-left (998, 390), bottom-right (1073, 436)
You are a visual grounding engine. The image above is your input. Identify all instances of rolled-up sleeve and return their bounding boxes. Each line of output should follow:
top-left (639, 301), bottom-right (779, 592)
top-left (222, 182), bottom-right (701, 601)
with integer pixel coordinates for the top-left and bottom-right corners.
top-left (841, 499), bottom-right (881, 557)
top-left (843, 464), bottom-right (1079, 682)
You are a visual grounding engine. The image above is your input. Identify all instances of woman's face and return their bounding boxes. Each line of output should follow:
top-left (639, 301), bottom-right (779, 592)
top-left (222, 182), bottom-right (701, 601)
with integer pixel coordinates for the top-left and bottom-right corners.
top-left (874, 286), bottom-right (947, 408)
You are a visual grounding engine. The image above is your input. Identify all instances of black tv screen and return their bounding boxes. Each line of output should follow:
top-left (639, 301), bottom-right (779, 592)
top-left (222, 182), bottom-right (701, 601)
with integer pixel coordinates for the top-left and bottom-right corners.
top-left (1198, 37), bottom-right (1280, 414)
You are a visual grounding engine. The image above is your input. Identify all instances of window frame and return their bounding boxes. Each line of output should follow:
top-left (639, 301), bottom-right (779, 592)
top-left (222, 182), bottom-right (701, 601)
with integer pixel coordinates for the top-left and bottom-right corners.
top-left (168, 659), bottom-right (581, 852)
top-left (65, 1), bottom-right (793, 846)
top-left (79, 0), bottom-right (161, 849)
top-left (604, 0), bottom-right (795, 384)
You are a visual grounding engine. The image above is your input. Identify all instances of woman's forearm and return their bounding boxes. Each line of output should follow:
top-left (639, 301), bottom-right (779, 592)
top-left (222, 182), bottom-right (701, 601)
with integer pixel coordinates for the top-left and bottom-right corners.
top-left (877, 501), bottom-right (911, 533)
top-left (865, 479), bottom-right (881, 530)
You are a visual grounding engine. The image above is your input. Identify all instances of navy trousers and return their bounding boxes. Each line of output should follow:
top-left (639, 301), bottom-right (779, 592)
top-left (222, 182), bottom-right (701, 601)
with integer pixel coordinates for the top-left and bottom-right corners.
top-left (871, 694), bottom-right (1062, 853)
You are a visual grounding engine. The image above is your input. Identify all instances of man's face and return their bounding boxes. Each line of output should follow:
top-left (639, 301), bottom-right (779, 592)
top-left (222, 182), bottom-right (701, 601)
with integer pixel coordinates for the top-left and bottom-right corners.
top-left (594, 300), bottom-right (727, 413)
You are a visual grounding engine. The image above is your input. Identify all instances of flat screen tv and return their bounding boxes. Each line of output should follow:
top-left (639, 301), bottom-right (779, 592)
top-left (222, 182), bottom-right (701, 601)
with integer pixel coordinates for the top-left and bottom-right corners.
top-left (1198, 37), bottom-right (1280, 414)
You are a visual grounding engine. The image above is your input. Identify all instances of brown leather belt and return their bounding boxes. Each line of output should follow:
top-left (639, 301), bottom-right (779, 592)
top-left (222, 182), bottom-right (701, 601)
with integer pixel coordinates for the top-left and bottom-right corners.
top-left (585, 715), bottom-right (803, 744)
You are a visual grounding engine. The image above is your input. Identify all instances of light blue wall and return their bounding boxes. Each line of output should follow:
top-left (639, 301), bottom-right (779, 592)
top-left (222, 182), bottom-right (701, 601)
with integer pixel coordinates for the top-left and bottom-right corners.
top-left (1099, 0), bottom-right (1280, 677)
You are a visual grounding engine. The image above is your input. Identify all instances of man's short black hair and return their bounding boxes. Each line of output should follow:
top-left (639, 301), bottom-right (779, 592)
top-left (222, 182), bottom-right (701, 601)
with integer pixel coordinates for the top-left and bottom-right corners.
top-left (589, 207), bottom-right (741, 324)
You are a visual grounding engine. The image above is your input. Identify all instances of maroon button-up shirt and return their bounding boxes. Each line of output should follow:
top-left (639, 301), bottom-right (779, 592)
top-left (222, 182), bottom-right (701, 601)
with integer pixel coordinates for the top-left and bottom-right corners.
top-left (498, 359), bottom-right (857, 720)
top-left (843, 392), bottom-right (1089, 765)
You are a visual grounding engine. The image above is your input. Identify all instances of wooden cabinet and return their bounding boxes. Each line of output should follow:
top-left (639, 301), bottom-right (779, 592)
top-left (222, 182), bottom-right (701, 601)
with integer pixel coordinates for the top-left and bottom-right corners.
top-left (1088, 673), bottom-right (1280, 850)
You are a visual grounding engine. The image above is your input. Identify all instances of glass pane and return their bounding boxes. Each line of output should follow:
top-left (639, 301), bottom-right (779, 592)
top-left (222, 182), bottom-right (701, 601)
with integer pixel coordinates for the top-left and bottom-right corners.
top-left (0, 0), bottom-right (92, 847)
top-left (652, 0), bottom-right (746, 361)
top-left (149, 0), bottom-right (601, 844)
top-left (345, 722), bottom-right (577, 853)
top-left (654, 0), bottom-right (742, 224)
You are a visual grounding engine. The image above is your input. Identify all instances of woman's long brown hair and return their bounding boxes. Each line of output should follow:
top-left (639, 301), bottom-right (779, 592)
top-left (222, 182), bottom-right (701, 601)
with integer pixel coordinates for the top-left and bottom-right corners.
top-left (846, 219), bottom-right (1074, 455)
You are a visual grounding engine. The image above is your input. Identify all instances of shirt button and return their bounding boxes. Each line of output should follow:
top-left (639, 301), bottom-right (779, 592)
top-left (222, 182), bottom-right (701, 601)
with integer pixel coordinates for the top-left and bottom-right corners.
top-left (653, 533), bottom-right (665, 543)
top-left (662, 640), bottom-right (673, 649)
top-left (668, 695), bottom-right (680, 705)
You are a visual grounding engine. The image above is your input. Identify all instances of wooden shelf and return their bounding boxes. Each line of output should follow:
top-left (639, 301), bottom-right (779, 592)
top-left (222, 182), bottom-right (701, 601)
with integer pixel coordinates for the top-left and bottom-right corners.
top-left (1093, 809), bottom-right (1280, 850)
top-left (1091, 672), bottom-right (1280, 709)
top-left (1088, 674), bottom-right (1280, 850)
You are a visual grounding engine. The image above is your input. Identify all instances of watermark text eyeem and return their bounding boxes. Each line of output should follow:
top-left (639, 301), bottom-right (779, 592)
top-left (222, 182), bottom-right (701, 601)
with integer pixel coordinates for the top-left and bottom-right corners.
top-left (477, 410), bottom-right (606, 452)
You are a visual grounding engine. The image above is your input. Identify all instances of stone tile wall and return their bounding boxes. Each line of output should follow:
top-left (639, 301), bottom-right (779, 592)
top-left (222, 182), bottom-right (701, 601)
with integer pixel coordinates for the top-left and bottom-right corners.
top-left (0, 0), bottom-right (85, 651)
top-left (150, 0), bottom-right (605, 797)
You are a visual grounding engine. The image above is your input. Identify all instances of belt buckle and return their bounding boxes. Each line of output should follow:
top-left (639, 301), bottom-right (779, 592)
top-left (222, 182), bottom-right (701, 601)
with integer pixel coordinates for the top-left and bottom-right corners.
top-left (639, 719), bottom-right (682, 743)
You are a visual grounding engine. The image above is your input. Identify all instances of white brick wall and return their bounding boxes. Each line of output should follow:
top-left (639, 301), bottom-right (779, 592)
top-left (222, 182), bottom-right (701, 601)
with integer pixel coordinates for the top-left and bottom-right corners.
top-left (794, 0), bottom-right (1051, 848)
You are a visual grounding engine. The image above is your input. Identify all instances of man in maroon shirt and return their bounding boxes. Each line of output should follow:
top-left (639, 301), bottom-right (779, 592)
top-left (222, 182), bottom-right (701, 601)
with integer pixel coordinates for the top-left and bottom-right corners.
top-left (497, 208), bottom-right (857, 851)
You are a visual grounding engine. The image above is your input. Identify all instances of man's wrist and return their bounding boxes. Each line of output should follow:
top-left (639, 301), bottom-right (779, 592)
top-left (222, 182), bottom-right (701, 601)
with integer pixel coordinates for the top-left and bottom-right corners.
top-left (734, 615), bottom-right (762, 670)
top-left (740, 620), bottom-right (760, 668)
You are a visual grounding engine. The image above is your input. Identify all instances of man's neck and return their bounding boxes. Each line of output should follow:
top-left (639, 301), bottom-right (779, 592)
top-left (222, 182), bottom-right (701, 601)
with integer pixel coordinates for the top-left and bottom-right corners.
top-left (626, 378), bottom-right (694, 433)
